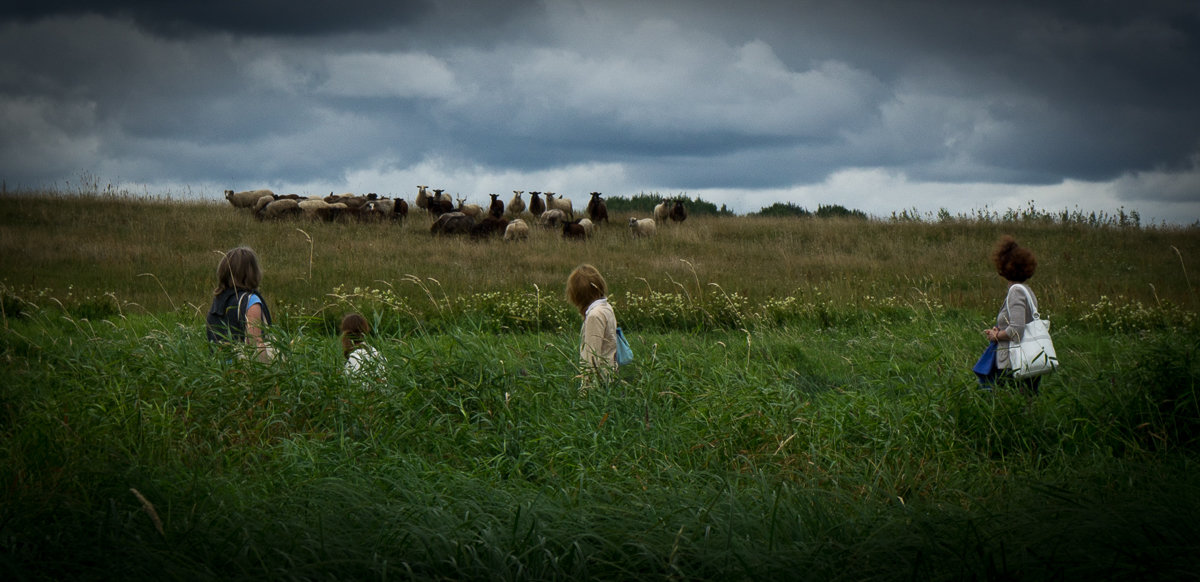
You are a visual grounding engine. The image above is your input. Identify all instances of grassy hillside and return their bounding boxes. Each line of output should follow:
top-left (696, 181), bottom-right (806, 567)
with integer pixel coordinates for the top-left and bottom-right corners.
top-left (2, 191), bottom-right (1199, 580)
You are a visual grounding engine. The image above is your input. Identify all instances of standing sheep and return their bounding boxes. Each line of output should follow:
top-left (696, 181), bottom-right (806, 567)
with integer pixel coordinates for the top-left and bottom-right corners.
top-left (488, 193), bottom-right (504, 218)
top-left (586, 192), bottom-right (608, 224)
top-left (416, 185), bottom-right (431, 212)
top-left (670, 199), bottom-right (688, 223)
top-left (428, 190), bottom-right (454, 216)
top-left (508, 190), bottom-right (526, 216)
top-left (225, 189), bottom-right (274, 208)
top-left (528, 191), bottom-right (545, 217)
top-left (456, 196), bottom-right (483, 219)
top-left (628, 217), bottom-right (656, 237)
top-left (545, 192), bottom-right (573, 219)
top-left (654, 199), bottom-right (670, 223)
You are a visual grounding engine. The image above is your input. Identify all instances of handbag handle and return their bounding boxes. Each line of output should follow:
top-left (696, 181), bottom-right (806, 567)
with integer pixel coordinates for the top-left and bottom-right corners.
top-left (1005, 283), bottom-right (1040, 321)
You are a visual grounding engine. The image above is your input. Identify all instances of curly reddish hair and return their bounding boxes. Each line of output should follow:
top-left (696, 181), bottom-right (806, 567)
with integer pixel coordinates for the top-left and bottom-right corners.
top-left (340, 312), bottom-right (370, 359)
top-left (991, 235), bottom-right (1037, 282)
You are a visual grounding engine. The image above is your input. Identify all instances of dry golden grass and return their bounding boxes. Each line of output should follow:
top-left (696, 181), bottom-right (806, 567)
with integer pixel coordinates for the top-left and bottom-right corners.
top-left (1, 192), bottom-right (1197, 317)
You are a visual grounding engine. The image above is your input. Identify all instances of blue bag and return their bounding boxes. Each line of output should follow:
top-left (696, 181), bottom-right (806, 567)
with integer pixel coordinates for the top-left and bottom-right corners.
top-left (615, 327), bottom-right (633, 366)
top-left (973, 342), bottom-right (997, 384)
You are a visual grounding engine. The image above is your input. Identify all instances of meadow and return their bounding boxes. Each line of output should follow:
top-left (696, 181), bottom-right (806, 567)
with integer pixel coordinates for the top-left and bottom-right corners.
top-left (2, 191), bottom-right (1199, 580)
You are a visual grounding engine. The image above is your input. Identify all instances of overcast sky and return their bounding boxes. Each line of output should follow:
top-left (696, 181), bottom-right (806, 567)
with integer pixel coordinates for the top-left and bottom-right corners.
top-left (1, 0), bottom-right (1198, 222)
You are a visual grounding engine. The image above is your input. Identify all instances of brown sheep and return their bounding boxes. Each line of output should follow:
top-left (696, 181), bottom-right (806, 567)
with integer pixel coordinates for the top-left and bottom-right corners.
top-left (488, 193), bottom-right (504, 218)
top-left (670, 199), bottom-right (688, 223)
top-left (562, 219), bottom-right (588, 240)
top-left (430, 212), bottom-right (475, 236)
top-left (225, 189), bottom-right (274, 208)
top-left (586, 191), bottom-right (608, 224)
top-left (470, 215), bottom-right (509, 240)
top-left (528, 191), bottom-right (545, 217)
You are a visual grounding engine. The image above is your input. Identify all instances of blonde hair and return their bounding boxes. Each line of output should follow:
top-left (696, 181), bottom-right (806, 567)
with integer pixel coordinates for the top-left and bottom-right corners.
top-left (340, 312), bottom-right (370, 359)
top-left (214, 246), bottom-right (263, 295)
top-left (566, 264), bottom-right (608, 315)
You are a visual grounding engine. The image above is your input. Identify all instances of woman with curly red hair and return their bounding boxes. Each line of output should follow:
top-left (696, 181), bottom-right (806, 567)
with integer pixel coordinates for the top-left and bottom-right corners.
top-left (978, 235), bottom-right (1043, 394)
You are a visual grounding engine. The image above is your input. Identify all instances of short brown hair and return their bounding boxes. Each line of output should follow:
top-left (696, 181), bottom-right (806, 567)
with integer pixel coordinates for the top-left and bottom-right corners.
top-left (214, 246), bottom-right (263, 295)
top-left (340, 312), bottom-right (370, 359)
top-left (991, 235), bottom-right (1037, 282)
top-left (566, 264), bottom-right (608, 315)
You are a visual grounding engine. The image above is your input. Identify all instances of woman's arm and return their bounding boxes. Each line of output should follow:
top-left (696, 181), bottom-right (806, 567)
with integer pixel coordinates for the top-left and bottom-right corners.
top-left (244, 303), bottom-right (272, 362)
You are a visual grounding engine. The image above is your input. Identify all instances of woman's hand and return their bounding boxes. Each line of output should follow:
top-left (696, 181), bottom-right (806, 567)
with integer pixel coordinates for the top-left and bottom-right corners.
top-left (983, 327), bottom-right (1005, 342)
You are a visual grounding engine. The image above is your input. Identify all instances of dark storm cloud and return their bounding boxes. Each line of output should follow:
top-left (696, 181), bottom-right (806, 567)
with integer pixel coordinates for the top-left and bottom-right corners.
top-left (0, 0), bottom-right (434, 36)
top-left (0, 0), bottom-right (1196, 221)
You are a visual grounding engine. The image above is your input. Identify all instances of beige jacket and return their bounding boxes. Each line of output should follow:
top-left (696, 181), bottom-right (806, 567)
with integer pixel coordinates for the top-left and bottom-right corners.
top-left (996, 283), bottom-right (1037, 369)
top-left (580, 298), bottom-right (618, 379)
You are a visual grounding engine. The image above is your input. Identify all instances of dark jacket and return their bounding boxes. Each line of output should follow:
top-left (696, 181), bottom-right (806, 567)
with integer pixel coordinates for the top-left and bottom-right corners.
top-left (206, 288), bottom-right (272, 344)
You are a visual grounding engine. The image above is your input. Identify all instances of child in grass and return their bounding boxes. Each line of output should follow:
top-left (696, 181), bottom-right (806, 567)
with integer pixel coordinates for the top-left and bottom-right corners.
top-left (341, 312), bottom-right (387, 386)
top-left (206, 246), bottom-right (276, 362)
top-left (566, 264), bottom-right (618, 394)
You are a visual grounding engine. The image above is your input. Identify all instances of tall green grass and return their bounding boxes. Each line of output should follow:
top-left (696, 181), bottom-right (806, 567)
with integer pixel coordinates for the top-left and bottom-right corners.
top-left (2, 191), bottom-right (1199, 579)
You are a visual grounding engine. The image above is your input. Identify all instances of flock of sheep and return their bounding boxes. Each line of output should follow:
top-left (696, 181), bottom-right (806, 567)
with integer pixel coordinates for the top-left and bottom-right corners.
top-left (224, 186), bottom-right (689, 240)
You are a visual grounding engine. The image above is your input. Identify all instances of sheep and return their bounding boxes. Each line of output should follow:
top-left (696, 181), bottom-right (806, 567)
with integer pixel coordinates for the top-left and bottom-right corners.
top-left (579, 217), bottom-right (595, 236)
top-left (562, 219), bottom-right (588, 240)
top-left (392, 198), bottom-right (409, 222)
top-left (252, 194), bottom-right (276, 214)
top-left (528, 191), bottom-right (545, 217)
top-left (299, 198), bottom-right (337, 222)
top-left (654, 199), bottom-right (670, 223)
top-left (225, 189), bottom-right (274, 208)
top-left (428, 191), bottom-right (454, 216)
top-left (504, 218), bottom-right (529, 241)
top-left (470, 216), bottom-right (509, 240)
top-left (256, 198), bottom-right (301, 221)
top-left (628, 217), bottom-right (656, 237)
top-left (539, 208), bottom-right (566, 229)
top-left (416, 185), bottom-right (431, 212)
top-left (670, 199), bottom-right (688, 223)
top-left (586, 192), bottom-right (608, 224)
top-left (430, 212), bottom-right (476, 236)
top-left (544, 192), bottom-right (573, 219)
top-left (488, 193), bottom-right (504, 218)
top-left (508, 190), bottom-right (526, 216)
top-left (456, 196), bottom-right (483, 219)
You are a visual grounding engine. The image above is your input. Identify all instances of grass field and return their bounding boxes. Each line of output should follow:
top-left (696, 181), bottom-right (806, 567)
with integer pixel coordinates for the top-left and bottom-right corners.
top-left (2, 192), bottom-right (1199, 580)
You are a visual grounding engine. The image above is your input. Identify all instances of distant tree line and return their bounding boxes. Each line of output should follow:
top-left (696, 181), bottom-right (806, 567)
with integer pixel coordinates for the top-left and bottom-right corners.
top-left (602, 192), bottom-right (867, 219)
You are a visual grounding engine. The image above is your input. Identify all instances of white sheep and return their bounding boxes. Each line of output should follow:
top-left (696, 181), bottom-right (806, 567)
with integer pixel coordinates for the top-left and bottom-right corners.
top-left (544, 192), bottom-right (573, 219)
top-left (653, 199), bottom-right (669, 223)
top-left (258, 198), bottom-right (301, 221)
top-left (629, 217), bottom-right (657, 237)
top-left (504, 218), bottom-right (530, 241)
top-left (456, 196), bottom-right (483, 219)
top-left (252, 194), bottom-right (276, 214)
top-left (508, 190), bottom-right (526, 216)
top-left (225, 189), bottom-right (274, 208)
top-left (579, 217), bottom-right (594, 236)
top-left (416, 185), bottom-right (431, 211)
top-left (539, 208), bottom-right (566, 228)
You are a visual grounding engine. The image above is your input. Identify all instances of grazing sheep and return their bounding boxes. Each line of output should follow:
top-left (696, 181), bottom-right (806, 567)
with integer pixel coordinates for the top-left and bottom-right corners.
top-left (670, 199), bottom-right (688, 223)
top-left (252, 194), bottom-right (276, 214)
top-left (299, 198), bottom-right (337, 222)
top-left (545, 192), bottom-right (573, 219)
top-left (539, 208), bottom-right (566, 229)
top-left (470, 215), bottom-right (509, 240)
top-left (528, 191), bottom-right (545, 217)
top-left (586, 192), bottom-right (608, 223)
top-left (628, 217), bottom-right (657, 237)
top-left (504, 218), bottom-right (530, 241)
top-left (225, 189), bottom-right (274, 208)
top-left (416, 185), bottom-right (431, 212)
top-left (488, 193), bottom-right (504, 218)
top-left (256, 198), bottom-right (302, 221)
top-left (430, 212), bottom-right (476, 236)
top-left (562, 219), bottom-right (588, 240)
top-left (456, 196), bottom-right (483, 219)
top-left (508, 190), bottom-right (526, 216)
top-left (579, 217), bottom-right (595, 236)
top-left (654, 199), bottom-right (670, 223)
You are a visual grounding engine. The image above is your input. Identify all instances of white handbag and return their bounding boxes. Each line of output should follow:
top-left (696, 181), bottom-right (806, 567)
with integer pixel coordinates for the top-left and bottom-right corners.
top-left (1006, 284), bottom-right (1058, 379)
